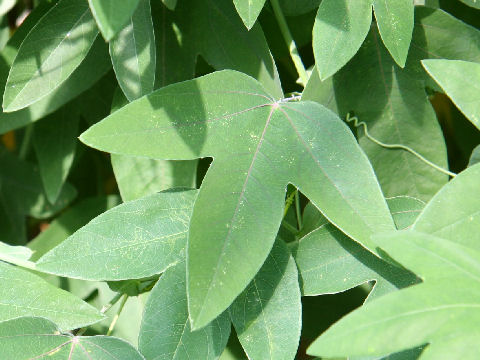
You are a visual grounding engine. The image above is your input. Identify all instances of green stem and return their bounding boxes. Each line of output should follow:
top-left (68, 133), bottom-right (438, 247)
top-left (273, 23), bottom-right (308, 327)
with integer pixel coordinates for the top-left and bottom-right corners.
top-left (295, 191), bottom-right (302, 230)
top-left (283, 190), bottom-right (297, 218)
top-left (347, 114), bottom-right (457, 178)
top-left (270, 0), bottom-right (308, 86)
top-left (100, 292), bottom-right (124, 314)
top-left (19, 124), bottom-right (33, 160)
top-left (106, 294), bottom-right (128, 336)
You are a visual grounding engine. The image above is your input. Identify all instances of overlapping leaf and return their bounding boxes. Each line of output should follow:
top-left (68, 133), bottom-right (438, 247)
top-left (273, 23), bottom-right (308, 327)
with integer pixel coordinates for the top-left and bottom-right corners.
top-left (3, 0), bottom-right (99, 112)
top-left (88, 0), bottom-right (140, 41)
top-left (306, 6), bottom-right (480, 201)
top-left (110, 0), bottom-right (156, 101)
top-left (422, 59), bottom-right (480, 130)
top-left (0, 262), bottom-right (103, 330)
top-left (151, 0), bottom-right (282, 98)
top-left (36, 190), bottom-right (197, 281)
top-left (139, 261), bottom-right (230, 360)
top-left (308, 230), bottom-right (480, 359)
top-left (308, 164), bottom-right (480, 358)
top-left (230, 239), bottom-right (301, 360)
top-left (0, 317), bottom-right (144, 359)
top-left (33, 105), bottom-right (80, 203)
top-left (292, 196), bottom-right (421, 300)
top-left (80, 70), bottom-right (394, 329)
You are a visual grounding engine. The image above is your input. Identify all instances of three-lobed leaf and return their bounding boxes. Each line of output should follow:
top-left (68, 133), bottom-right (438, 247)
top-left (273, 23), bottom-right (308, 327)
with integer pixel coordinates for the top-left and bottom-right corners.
top-left (80, 70), bottom-right (395, 329)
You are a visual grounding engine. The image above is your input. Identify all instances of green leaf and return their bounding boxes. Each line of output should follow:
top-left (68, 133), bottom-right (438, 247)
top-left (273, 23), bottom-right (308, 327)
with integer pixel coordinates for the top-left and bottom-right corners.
top-left (0, 317), bottom-right (144, 359)
top-left (80, 70), bottom-right (394, 329)
top-left (387, 195), bottom-right (425, 230)
top-left (0, 262), bottom-right (103, 330)
top-left (0, 0), bottom-right (15, 16)
top-left (293, 196), bottom-right (421, 299)
top-left (307, 230), bottom-right (480, 359)
top-left (3, 0), bottom-right (99, 112)
top-left (0, 37), bottom-right (112, 134)
top-left (279, 0), bottom-right (321, 16)
top-left (233, 0), bottom-right (267, 30)
top-left (161, 0), bottom-right (178, 10)
top-left (36, 190), bottom-right (197, 280)
top-left (139, 261), bottom-right (230, 360)
top-left (151, 0), bottom-right (283, 98)
top-left (459, 0), bottom-right (480, 9)
top-left (112, 155), bottom-right (197, 201)
top-left (88, 0), bottom-right (140, 41)
top-left (422, 59), bottom-right (480, 130)
top-left (0, 242), bottom-right (32, 262)
top-left (33, 106), bottom-right (80, 204)
top-left (28, 195), bottom-right (121, 261)
top-left (110, 88), bottom-right (197, 202)
top-left (230, 239), bottom-right (301, 360)
top-left (373, 0), bottom-right (414, 68)
top-left (469, 145), bottom-right (480, 167)
top-left (313, 0), bottom-right (372, 80)
top-left (414, 163), bottom-right (480, 250)
top-left (305, 27), bottom-right (449, 202)
top-left (110, 0), bottom-right (155, 101)
top-left (0, 149), bottom-right (75, 220)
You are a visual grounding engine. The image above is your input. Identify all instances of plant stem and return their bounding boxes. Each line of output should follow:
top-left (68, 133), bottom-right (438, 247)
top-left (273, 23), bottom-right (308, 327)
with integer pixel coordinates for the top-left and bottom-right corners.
top-left (347, 114), bottom-right (457, 178)
top-left (270, 0), bottom-right (308, 86)
top-left (100, 292), bottom-right (124, 314)
top-left (295, 191), bottom-right (302, 230)
top-left (106, 294), bottom-right (128, 336)
top-left (19, 124), bottom-right (33, 160)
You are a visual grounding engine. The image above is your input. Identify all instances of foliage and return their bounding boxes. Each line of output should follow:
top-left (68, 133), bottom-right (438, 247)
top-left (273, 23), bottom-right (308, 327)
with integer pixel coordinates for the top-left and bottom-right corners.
top-left (0, 0), bottom-right (479, 359)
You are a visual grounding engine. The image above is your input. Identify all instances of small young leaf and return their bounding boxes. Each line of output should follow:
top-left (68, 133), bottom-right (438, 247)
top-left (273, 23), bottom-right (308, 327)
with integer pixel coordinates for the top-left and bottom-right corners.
top-left (110, 0), bottom-right (156, 101)
top-left (33, 106), bottom-right (80, 204)
top-left (139, 261), bottom-right (230, 360)
top-left (373, 0), bottom-right (414, 67)
top-left (422, 59), bottom-right (480, 130)
top-left (80, 70), bottom-right (394, 329)
top-left (313, 0), bottom-right (372, 80)
top-left (0, 262), bottom-right (104, 330)
top-left (3, 0), bottom-right (99, 112)
top-left (88, 0), bottom-right (140, 41)
top-left (233, 0), bottom-right (267, 30)
top-left (0, 317), bottom-right (144, 360)
top-left (36, 190), bottom-right (197, 281)
top-left (230, 239), bottom-right (301, 360)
